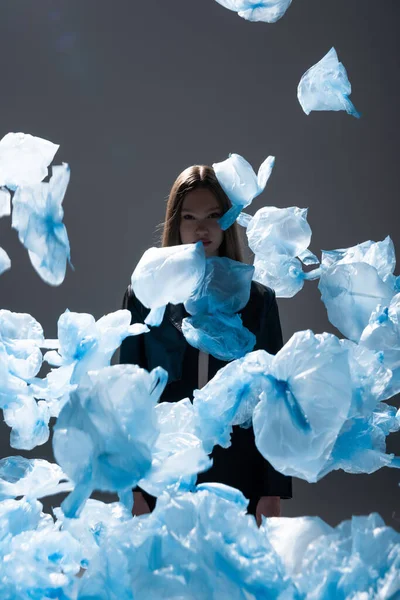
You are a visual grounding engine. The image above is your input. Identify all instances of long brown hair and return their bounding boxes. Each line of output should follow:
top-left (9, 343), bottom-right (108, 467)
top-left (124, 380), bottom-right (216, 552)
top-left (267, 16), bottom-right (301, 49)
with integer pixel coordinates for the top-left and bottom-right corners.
top-left (160, 165), bottom-right (244, 262)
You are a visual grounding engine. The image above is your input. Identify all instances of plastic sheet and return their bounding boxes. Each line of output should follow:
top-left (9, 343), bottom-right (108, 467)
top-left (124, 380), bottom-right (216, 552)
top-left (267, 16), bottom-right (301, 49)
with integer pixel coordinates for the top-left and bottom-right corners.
top-left (182, 256), bottom-right (256, 360)
top-left (182, 311), bottom-right (256, 361)
top-left (213, 153), bottom-right (275, 229)
top-left (298, 47), bottom-right (360, 118)
top-left (241, 206), bottom-right (319, 297)
top-left (0, 456), bottom-right (72, 501)
top-left (360, 292), bottom-right (400, 398)
top-left (0, 247), bottom-right (11, 276)
top-left (138, 398), bottom-right (212, 497)
top-left (11, 163), bottom-right (72, 285)
top-left (1, 486), bottom-right (397, 599)
top-left (53, 364), bottom-right (167, 517)
top-left (253, 330), bottom-right (354, 481)
top-left (0, 187), bottom-right (10, 218)
top-left (0, 132), bottom-right (59, 189)
top-left (264, 512), bottom-right (400, 599)
top-left (318, 237), bottom-right (398, 342)
top-left (131, 242), bottom-right (206, 326)
top-left (214, 0), bottom-right (293, 23)
top-left (193, 350), bottom-right (271, 452)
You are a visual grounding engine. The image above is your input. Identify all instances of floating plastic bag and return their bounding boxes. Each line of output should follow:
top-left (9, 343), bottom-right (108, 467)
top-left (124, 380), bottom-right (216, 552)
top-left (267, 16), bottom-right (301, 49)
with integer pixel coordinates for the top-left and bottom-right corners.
top-left (298, 47), bottom-right (360, 118)
top-left (214, 0), bottom-right (293, 23)
top-left (131, 242), bottom-right (206, 326)
top-left (213, 153), bottom-right (275, 229)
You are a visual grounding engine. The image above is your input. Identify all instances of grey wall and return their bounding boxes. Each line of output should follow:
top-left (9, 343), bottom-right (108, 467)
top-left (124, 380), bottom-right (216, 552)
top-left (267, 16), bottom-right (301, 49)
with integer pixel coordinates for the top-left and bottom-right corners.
top-left (0, 0), bottom-right (399, 529)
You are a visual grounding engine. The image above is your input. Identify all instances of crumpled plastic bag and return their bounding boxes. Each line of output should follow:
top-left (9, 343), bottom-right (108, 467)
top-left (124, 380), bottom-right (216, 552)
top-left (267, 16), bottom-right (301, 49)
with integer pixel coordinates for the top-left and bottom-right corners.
top-left (318, 237), bottom-right (398, 342)
top-left (0, 456), bottom-right (72, 502)
top-left (32, 308), bottom-right (147, 416)
top-left (53, 498), bottom-right (132, 566)
top-left (182, 311), bottom-right (256, 361)
top-left (53, 364), bottom-right (167, 517)
top-left (318, 401), bottom-right (400, 478)
top-left (0, 309), bottom-right (44, 381)
top-left (253, 330), bottom-right (399, 481)
top-left (239, 206), bottom-right (319, 297)
top-left (0, 187), bottom-right (11, 218)
top-left (182, 256), bottom-right (256, 360)
top-left (360, 292), bottom-right (400, 398)
top-left (298, 47), bottom-right (360, 118)
top-left (252, 330), bottom-right (354, 481)
top-left (193, 349), bottom-right (271, 452)
top-left (0, 311), bottom-right (55, 449)
top-left (11, 163), bottom-right (72, 285)
top-left (0, 247), bottom-right (11, 275)
top-left (263, 513), bottom-right (400, 599)
top-left (131, 242), bottom-right (206, 326)
top-left (0, 526), bottom-right (82, 600)
top-left (213, 153), bottom-right (275, 229)
top-left (214, 0), bottom-right (293, 23)
top-left (77, 484), bottom-right (292, 600)
top-left (138, 398), bottom-right (212, 497)
top-left (185, 256), bottom-right (254, 315)
top-left (0, 131), bottom-right (59, 189)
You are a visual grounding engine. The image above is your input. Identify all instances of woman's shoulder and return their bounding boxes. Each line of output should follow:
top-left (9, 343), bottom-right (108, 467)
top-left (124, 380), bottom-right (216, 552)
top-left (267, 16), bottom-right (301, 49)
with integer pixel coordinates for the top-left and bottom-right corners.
top-left (240, 281), bottom-right (278, 337)
top-left (122, 284), bottom-right (150, 319)
top-left (249, 280), bottom-right (276, 311)
top-left (123, 280), bottom-right (275, 317)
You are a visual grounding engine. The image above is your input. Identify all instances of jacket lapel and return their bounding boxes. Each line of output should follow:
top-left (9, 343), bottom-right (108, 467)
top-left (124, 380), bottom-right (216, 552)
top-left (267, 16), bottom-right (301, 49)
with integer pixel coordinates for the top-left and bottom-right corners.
top-left (166, 303), bottom-right (188, 333)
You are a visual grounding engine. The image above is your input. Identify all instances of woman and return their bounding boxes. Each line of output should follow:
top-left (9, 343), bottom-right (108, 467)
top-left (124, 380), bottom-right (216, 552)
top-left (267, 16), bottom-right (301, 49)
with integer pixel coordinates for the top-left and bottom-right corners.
top-left (119, 165), bottom-right (292, 525)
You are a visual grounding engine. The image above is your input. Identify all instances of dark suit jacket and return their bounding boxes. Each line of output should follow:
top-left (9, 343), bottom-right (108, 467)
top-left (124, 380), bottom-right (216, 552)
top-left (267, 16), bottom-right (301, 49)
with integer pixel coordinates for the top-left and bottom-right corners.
top-left (119, 281), bottom-right (292, 514)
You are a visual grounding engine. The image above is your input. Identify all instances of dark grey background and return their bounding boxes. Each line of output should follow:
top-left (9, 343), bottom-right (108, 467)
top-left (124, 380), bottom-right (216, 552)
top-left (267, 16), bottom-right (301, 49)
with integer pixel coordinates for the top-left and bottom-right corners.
top-left (0, 0), bottom-right (399, 529)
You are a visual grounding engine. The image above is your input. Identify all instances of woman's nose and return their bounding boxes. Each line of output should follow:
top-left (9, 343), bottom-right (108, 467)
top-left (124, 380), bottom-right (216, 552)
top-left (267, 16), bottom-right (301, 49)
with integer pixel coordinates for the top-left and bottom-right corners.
top-left (195, 220), bottom-right (208, 233)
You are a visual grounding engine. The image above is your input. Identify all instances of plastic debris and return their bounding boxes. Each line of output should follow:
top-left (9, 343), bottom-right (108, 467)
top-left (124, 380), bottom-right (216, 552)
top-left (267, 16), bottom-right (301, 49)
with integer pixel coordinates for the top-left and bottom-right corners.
top-left (319, 402), bottom-right (400, 478)
top-left (12, 163), bottom-right (72, 285)
top-left (2, 393), bottom-right (51, 450)
top-left (0, 309), bottom-right (44, 381)
top-left (0, 132), bottom-right (59, 190)
top-left (318, 237), bottom-right (398, 342)
top-left (182, 256), bottom-right (256, 360)
top-left (40, 308), bottom-right (148, 392)
top-left (252, 330), bottom-right (355, 481)
top-left (264, 513), bottom-right (400, 599)
top-left (131, 242), bottom-right (206, 326)
top-left (241, 206), bottom-right (319, 297)
top-left (0, 247), bottom-right (11, 275)
top-left (0, 311), bottom-right (51, 449)
top-left (0, 486), bottom-right (398, 599)
top-left (0, 456), bottom-right (72, 501)
top-left (53, 498), bottom-right (132, 565)
top-left (214, 0), bottom-right (293, 23)
top-left (183, 311), bottom-right (256, 361)
top-left (213, 153), bottom-right (275, 229)
top-left (138, 398), bottom-right (212, 497)
top-left (185, 256), bottom-right (254, 315)
top-left (360, 292), bottom-right (400, 398)
top-left (0, 187), bottom-right (11, 218)
top-left (298, 47), bottom-right (360, 118)
top-left (193, 349), bottom-right (272, 452)
top-left (53, 364), bottom-right (167, 517)
top-left (0, 526), bottom-right (82, 600)
top-left (78, 485), bottom-right (292, 600)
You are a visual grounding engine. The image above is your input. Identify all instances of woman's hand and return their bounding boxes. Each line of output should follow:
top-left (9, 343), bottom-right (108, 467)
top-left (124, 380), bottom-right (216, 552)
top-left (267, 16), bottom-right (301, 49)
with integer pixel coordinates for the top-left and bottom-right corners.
top-left (132, 491), bottom-right (151, 517)
top-left (255, 495), bottom-right (281, 526)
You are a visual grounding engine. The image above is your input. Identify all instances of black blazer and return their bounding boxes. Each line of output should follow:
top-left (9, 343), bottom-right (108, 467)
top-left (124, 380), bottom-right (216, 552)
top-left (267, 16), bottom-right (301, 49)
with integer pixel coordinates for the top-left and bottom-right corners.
top-left (119, 281), bottom-right (292, 514)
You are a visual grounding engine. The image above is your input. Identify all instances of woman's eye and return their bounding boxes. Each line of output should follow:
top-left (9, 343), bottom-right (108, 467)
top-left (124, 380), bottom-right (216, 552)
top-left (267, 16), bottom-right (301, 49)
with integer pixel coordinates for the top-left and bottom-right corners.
top-left (182, 214), bottom-right (194, 220)
top-left (208, 212), bottom-right (221, 219)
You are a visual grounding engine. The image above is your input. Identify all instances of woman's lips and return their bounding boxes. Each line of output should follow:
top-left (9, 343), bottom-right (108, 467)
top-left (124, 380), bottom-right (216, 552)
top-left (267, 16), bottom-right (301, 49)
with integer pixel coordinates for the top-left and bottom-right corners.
top-left (200, 240), bottom-right (211, 246)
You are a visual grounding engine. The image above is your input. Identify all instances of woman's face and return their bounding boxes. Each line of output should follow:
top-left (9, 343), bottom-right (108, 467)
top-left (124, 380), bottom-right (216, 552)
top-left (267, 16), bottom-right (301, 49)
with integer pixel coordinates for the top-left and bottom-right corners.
top-left (179, 188), bottom-right (224, 257)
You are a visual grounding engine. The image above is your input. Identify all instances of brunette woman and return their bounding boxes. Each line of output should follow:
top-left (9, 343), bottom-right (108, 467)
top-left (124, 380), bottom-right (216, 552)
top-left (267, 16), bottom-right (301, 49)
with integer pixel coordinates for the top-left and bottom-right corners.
top-left (119, 165), bottom-right (292, 525)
